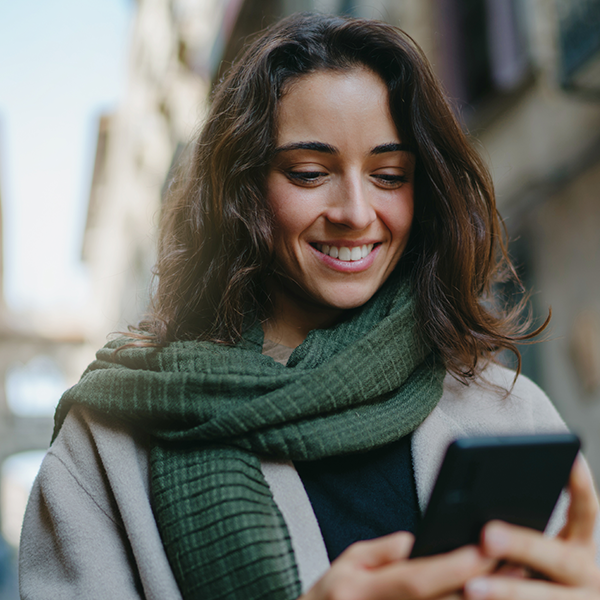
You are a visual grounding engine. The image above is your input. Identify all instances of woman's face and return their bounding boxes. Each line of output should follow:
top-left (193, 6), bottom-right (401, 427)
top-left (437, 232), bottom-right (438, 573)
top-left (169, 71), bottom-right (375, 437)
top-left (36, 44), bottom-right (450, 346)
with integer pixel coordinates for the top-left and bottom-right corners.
top-left (266, 67), bottom-right (415, 325)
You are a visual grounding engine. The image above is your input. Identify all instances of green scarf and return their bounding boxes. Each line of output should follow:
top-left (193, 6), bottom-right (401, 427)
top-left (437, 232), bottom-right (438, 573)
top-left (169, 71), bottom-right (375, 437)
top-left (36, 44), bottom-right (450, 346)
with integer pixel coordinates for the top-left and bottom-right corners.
top-left (53, 274), bottom-right (445, 600)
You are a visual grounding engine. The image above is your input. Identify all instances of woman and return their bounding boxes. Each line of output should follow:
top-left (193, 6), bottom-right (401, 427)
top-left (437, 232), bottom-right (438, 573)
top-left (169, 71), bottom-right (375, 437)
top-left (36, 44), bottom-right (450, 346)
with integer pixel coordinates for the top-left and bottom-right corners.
top-left (20, 12), bottom-right (600, 600)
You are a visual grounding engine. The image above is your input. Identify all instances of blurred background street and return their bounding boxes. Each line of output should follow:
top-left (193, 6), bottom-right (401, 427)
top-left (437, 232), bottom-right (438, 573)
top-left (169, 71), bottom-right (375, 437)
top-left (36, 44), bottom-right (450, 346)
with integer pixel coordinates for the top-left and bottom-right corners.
top-left (0, 0), bottom-right (599, 596)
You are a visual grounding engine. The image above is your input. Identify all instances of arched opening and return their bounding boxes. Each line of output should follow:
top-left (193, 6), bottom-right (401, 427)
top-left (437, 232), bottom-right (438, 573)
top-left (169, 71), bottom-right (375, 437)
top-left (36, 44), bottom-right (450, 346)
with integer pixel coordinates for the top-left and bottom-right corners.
top-left (5, 355), bottom-right (66, 417)
top-left (1, 450), bottom-right (46, 547)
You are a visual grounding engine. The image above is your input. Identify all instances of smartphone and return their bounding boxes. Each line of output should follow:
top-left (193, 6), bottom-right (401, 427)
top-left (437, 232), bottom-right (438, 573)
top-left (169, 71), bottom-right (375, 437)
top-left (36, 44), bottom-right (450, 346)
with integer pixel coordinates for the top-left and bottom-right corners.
top-left (409, 432), bottom-right (580, 558)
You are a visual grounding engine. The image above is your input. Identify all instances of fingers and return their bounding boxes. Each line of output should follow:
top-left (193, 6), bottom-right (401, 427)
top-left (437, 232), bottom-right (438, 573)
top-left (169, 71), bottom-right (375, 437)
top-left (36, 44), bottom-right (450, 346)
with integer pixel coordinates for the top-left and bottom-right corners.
top-left (371, 545), bottom-right (495, 599)
top-left (339, 531), bottom-right (415, 568)
top-left (560, 457), bottom-right (599, 544)
top-left (309, 540), bottom-right (495, 600)
top-left (465, 575), bottom-right (595, 600)
top-left (493, 562), bottom-right (527, 578)
top-left (481, 520), bottom-right (600, 588)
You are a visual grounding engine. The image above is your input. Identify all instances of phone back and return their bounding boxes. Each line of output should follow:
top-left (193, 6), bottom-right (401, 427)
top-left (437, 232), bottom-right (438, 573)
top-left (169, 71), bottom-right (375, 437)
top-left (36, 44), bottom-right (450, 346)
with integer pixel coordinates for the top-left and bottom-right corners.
top-left (410, 433), bottom-right (580, 558)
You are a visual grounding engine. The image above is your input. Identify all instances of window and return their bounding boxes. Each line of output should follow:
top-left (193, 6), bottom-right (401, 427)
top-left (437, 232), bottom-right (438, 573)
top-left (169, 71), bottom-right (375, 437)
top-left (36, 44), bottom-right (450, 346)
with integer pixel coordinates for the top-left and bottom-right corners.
top-left (5, 355), bottom-right (66, 417)
top-left (435, 0), bottom-right (530, 120)
top-left (556, 0), bottom-right (600, 95)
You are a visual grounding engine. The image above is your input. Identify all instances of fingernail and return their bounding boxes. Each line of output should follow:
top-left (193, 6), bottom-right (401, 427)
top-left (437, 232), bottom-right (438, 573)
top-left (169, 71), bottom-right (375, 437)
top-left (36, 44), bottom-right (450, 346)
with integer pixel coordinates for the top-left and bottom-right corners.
top-left (465, 577), bottom-right (490, 599)
top-left (485, 524), bottom-right (509, 553)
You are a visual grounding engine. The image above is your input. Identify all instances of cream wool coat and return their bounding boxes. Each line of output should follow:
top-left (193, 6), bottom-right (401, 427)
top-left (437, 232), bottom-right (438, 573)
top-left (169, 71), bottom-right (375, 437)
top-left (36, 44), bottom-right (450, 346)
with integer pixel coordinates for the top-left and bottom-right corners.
top-left (19, 363), bottom-right (596, 600)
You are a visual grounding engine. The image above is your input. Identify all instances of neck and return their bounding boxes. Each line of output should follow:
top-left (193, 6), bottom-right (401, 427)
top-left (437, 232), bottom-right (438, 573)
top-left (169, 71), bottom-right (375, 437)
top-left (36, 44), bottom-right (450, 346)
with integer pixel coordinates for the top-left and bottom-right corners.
top-left (263, 289), bottom-right (344, 348)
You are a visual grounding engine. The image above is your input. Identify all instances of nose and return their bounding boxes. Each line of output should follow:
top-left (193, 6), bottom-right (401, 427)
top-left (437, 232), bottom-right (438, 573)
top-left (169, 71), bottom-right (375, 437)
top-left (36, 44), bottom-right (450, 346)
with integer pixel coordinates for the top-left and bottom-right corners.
top-left (326, 175), bottom-right (376, 230)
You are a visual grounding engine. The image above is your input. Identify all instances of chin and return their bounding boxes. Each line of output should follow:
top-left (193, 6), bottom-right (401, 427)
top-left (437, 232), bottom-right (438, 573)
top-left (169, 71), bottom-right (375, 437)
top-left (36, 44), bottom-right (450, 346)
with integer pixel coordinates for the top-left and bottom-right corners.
top-left (317, 289), bottom-right (379, 311)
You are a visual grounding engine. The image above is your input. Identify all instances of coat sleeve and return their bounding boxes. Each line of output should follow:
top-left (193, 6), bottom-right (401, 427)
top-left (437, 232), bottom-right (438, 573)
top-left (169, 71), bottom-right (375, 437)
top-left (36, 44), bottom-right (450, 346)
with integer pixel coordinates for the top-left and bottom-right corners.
top-left (19, 406), bottom-right (182, 600)
top-left (19, 451), bottom-right (144, 600)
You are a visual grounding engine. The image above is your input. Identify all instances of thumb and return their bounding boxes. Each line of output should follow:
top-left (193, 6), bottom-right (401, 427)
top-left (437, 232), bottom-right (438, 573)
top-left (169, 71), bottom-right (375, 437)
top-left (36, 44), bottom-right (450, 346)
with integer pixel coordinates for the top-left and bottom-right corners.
top-left (341, 531), bottom-right (414, 568)
top-left (559, 456), bottom-right (599, 544)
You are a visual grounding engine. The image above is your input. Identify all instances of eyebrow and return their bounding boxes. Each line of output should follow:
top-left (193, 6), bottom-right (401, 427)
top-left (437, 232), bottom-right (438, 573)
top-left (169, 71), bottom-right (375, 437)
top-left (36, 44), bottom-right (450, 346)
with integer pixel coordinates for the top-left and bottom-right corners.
top-left (273, 141), bottom-right (414, 156)
top-left (370, 142), bottom-right (413, 155)
top-left (274, 141), bottom-right (338, 155)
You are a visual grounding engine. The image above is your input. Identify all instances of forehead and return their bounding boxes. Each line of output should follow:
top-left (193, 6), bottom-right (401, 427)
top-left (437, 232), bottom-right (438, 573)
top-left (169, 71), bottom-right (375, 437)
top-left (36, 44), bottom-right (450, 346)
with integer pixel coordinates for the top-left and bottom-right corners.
top-left (274, 68), bottom-right (399, 146)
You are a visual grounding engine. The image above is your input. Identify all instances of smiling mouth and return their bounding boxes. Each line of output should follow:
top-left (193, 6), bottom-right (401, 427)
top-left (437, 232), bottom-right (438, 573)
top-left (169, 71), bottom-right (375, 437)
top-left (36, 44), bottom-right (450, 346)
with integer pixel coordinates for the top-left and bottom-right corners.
top-left (313, 243), bottom-right (378, 261)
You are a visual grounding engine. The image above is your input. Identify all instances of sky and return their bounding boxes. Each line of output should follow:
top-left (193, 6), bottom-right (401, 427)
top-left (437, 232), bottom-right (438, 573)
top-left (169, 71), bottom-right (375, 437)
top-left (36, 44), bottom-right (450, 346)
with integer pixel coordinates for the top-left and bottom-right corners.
top-left (0, 0), bottom-right (133, 314)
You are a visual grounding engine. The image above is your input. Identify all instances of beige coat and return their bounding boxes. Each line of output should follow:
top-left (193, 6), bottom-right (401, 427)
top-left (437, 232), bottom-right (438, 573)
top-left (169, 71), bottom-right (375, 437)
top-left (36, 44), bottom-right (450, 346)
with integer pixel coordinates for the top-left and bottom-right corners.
top-left (19, 364), bottom-right (593, 600)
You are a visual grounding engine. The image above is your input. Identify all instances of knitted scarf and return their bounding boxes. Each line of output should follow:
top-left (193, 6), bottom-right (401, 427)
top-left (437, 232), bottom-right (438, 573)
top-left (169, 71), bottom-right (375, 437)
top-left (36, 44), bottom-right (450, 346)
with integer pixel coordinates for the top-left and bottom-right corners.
top-left (53, 273), bottom-right (445, 600)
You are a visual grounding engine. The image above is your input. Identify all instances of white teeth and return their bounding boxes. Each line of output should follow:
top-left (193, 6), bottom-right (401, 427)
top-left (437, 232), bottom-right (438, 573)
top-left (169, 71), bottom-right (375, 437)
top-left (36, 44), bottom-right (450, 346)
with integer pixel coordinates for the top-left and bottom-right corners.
top-left (315, 243), bottom-right (375, 261)
top-left (338, 247), bottom-right (351, 261)
top-left (350, 247), bottom-right (362, 261)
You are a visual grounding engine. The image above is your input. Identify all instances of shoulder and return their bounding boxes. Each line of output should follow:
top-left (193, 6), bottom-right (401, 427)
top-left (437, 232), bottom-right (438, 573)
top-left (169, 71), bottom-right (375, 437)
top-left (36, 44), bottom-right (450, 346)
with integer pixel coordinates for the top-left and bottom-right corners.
top-left (29, 404), bottom-right (153, 539)
top-left (436, 361), bottom-right (567, 435)
top-left (21, 405), bottom-right (182, 600)
top-left (48, 404), bottom-right (151, 497)
top-left (412, 362), bottom-right (568, 512)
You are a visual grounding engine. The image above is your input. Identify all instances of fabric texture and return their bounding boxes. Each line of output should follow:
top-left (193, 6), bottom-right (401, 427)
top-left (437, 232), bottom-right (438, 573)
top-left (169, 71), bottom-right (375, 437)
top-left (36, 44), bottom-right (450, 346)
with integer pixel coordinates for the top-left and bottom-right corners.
top-left (21, 364), bottom-right (597, 600)
top-left (51, 273), bottom-right (445, 600)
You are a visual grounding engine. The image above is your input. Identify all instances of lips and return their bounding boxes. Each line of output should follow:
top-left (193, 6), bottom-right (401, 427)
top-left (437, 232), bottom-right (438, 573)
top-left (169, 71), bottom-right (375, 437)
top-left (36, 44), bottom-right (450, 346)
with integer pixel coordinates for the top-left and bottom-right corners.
top-left (314, 243), bottom-right (376, 261)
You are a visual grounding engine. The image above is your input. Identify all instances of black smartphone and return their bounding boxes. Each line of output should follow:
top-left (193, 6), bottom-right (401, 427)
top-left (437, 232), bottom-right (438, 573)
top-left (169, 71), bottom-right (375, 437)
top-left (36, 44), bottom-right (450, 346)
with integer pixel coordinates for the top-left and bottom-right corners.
top-left (409, 432), bottom-right (581, 558)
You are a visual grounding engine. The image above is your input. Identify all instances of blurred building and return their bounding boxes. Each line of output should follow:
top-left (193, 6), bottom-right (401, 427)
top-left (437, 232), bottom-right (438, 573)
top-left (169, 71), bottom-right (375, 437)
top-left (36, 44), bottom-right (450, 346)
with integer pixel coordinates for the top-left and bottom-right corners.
top-left (84, 0), bottom-right (600, 479)
top-left (82, 0), bottom-right (223, 345)
top-left (0, 124), bottom-right (91, 563)
top-left (417, 0), bottom-right (600, 480)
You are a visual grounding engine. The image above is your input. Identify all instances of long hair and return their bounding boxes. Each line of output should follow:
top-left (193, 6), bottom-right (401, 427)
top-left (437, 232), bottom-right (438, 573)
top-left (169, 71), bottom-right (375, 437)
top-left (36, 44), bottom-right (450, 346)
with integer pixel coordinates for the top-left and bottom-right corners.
top-left (140, 12), bottom-right (542, 382)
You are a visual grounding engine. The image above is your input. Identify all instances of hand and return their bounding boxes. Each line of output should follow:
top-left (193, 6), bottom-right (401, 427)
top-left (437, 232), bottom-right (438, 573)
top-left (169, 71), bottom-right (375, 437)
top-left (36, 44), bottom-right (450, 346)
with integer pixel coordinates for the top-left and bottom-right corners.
top-left (464, 457), bottom-right (600, 599)
top-left (302, 531), bottom-right (495, 600)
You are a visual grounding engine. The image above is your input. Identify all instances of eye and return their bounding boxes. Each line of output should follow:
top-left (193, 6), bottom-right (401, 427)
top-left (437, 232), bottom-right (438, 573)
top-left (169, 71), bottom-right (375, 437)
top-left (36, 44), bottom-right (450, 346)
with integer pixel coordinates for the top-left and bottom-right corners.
top-left (285, 170), bottom-right (328, 186)
top-left (371, 173), bottom-right (410, 189)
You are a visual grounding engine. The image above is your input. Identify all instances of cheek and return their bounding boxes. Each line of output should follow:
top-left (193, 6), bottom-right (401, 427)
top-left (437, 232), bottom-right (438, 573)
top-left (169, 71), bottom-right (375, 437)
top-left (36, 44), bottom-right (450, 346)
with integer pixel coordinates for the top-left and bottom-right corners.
top-left (269, 203), bottom-right (299, 248)
top-left (268, 184), bottom-right (315, 247)
top-left (383, 193), bottom-right (414, 245)
top-left (267, 181), bottom-right (292, 240)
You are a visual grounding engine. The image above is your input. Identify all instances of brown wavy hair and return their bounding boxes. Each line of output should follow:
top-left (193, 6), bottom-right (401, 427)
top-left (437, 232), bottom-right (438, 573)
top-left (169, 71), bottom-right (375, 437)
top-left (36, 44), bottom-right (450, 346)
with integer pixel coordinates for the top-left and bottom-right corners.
top-left (138, 12), bottom-right (544, 383)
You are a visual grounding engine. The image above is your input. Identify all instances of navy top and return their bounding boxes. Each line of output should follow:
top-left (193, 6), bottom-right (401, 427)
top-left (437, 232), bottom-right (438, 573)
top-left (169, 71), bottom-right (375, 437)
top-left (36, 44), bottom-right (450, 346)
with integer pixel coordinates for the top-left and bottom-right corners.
top-left (295, 433), bottom-right (421, 561)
